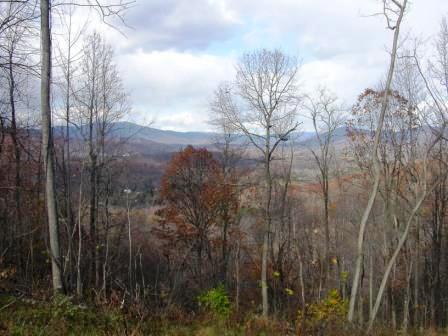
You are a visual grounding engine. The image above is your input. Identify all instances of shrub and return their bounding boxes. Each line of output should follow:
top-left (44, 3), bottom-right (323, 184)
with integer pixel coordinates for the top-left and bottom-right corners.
top-left (296, 289), bottom-right (348, 335)
top-left (51, 294), bottom-right (82, 321)
top-left (197, 285), bottom-right (231, 319)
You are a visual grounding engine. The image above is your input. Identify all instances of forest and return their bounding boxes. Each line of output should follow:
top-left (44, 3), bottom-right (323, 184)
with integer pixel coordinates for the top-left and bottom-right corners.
top-left (2, 0), bottom-right (448, 335)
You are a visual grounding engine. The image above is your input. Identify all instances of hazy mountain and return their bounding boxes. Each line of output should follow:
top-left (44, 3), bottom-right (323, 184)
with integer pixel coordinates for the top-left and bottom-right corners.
top-left (109, 121), bottom-right (218, 145)
top-left (53, 121), bottom-right (217, 146)
top-left (53, 121), bottom-right (317, 149)
top-left (298, 126), bottom-right (350, 149)
top-left (112, 122), bottom-right (317, 147)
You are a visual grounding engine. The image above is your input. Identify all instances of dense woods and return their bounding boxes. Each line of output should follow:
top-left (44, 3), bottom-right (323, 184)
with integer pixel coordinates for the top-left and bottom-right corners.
top-left (3, 0), bottom-right (448, 335)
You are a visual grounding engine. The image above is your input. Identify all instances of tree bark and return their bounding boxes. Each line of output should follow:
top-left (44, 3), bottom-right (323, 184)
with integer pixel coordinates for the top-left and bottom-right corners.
top-left (8, 46), bottom-right (22, 268)
top-left (41, 0), bottom-right (63, 294)
top-left (261, 122), bottom-right (272, 317)
top-left (76, 164), bottom-right (84, 297)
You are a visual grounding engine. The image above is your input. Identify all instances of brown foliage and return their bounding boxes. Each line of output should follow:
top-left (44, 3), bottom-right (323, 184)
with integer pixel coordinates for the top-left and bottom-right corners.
top-left (153, 146), bottom-right (239, 286)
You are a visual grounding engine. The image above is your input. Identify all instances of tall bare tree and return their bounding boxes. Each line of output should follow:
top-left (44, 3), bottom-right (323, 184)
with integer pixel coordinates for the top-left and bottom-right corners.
top-left (72, 31), bottom-right (129, 288)
top-left (35, 0), bottom-right (134, 297)
top-left (53, 5), bottom-right (87, 291)
top-left (348, 0), bottom-right (408, 322)
top-left (406, 16), bottom-right (448, 329)
top-left (212, 49), bottom-right (300, 316)
top-left (305, 88), bottom-right (344, 282)
top-left (41, 0), bottom-right (64, 294)
top-left (0, 0), bottom-right (38, 71)
top-left (209, 117), bottom-right (244, 285)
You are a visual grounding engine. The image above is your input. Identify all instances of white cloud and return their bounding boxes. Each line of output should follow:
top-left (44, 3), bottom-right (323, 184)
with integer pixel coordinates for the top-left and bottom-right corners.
top-left (64, 0), bottom-right (448, 131)
top-left (101, 0), bottom-right (241, 52)
top-left (300, 50), bottom-right (388, 104)
top-left (117, 50), bottom-right (235, 131)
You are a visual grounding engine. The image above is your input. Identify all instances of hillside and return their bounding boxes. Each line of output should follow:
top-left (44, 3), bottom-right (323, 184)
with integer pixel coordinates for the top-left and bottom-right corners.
top-left (53, 121), bottom-right (321, 153)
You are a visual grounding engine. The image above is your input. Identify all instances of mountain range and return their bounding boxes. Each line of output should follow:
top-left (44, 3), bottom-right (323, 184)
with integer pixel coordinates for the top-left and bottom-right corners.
top-left (52, 121), bottom-right (353, 155)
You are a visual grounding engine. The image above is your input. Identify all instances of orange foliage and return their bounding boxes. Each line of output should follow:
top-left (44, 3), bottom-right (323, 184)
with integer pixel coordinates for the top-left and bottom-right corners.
top-left (154, 146), bottom-right (238, 253)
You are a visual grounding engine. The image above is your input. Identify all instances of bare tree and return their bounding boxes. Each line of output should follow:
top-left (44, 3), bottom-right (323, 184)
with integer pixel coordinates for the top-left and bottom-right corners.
top-left (0, 0), bottom-right (38, 71)
top-left (393, 50), bottom-right (425, 331)
top-left (366, 100), bottom-right (446, 329)
top-left (348, 0), bottom-right (408, 322)
top-left (304, 88), bottom-right (344, 283)
top-left (37, 0), bottom-right (134, 295)
top-left (209, 108), bottom-right (246, 285)
top-left (54, 5), bottom-right (86, 291)
top-left (405, 16), bottom-right (448, 329)
top-left (211, 49), bottom-right (300, 316)
top-left (72, 31), bottom-right (129, 288)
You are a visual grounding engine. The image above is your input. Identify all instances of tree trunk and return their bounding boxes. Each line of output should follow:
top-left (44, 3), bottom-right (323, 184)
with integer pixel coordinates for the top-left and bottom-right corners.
top-left (127, 191), bottom-right (133, 299)
top-left (41, 0), bottom-right (63, 294)
top-left (369, 252), bottom-right (373, 320)
top-left (62, 31), bottom-right (74, 286)
top-left (348, 0), bottom-right (407, 322)
top-left (262, 126), bottom-right (272, 317)
top-left (413, 217), bottom-right (420, 328)
top-left (8, 49), bottom-right (23, 270)
top-left (367, 183), bottom-right (432, 331)
top-left (402, 260), bottom-right (412, 333)
top-left (323, 181), bottom-right (330, 283)
top-left (235, 237), bottom-right (240, 312)
top-left (76, 164), bottom-right (84, 297)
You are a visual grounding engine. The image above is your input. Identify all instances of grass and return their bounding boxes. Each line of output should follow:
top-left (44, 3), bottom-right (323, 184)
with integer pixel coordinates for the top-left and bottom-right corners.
top-left (0, 294), bottom-right (244, 335)
top-left (1, 294), bottom-right (448, 335)
top-left (0, 294), bottom-right (135, 335)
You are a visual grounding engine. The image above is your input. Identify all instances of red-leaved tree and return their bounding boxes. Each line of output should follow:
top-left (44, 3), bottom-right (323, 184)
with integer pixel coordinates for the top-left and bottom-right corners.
top-left (155, 146), bottom-right (238, 288)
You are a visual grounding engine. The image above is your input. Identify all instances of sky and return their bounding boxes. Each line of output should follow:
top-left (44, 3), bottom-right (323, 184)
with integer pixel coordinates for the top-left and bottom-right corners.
top-left (71, 0), bottom-right (448, 132)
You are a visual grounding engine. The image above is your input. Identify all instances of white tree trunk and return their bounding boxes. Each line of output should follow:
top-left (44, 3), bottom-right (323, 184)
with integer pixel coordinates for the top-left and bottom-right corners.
top-left (367, 179), bottom-right (435, 331)
top-left (348, 0), bottom-right (407, 321)
top-left (41, 0), bottom-right (63, 294)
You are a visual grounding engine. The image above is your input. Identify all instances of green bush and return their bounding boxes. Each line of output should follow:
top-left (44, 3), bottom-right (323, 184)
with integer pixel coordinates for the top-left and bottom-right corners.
top-left (197, 285), bottom-right (231, 319)
top-left (296, 289), bottom-right (348, 335)
top-left (51, 294), bottom-right (82, 321)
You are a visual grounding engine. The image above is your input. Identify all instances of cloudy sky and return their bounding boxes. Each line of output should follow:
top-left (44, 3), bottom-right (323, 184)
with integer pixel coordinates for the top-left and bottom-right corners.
top-left (79, 0), bottom-right (448, 131)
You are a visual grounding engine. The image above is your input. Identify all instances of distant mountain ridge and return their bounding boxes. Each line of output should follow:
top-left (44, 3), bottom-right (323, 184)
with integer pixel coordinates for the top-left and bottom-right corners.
top-left (53, 121), bottom-right (317, 148)
top-left (298, 126), bottom-right (350, 149)
top-left (110, 122), bottom-right (218, 145)
top-left (51, 121), bottom-right (391, 159)
top-left (110, 122), bottom-right (320, 147)
top-left (53, 121), bottom-right (218, 146)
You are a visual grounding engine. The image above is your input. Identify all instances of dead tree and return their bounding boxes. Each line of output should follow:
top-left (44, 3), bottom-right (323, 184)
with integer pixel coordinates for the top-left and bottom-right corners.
top-left (305, 87), bottom-right (344, 284)
top-left (211, 49), bottom-right (300, 316)
top-left (348, 0), bottom-right (408, 322)
top-left (72, 31), bottom-right (129, 288)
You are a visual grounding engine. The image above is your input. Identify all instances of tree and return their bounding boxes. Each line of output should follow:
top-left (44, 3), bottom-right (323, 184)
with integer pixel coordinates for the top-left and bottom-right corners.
top-left (209, 121), bottom-right (244, 285)
top-left (0, 0), bottom-right (38, 71)
top-left (347, 87), bottom-right (433, 329)
top-left (41, 0), bottom-right (64, 294)
top-left (399, 16), bottom-right (448, 330)
top-left (212, 48), bottom-right (300, 316)
top-left (348, 0), bottom-right (408, 322)
top-left (72, 31), bottom-right (129, 289)
top-left (38, 0), bottom-right (132, 296)
top-left (53, 5), bottom-right (86, 292)
top-left (393, 53), bottom-right (425, 331)
top-left (156, 146), bottom-right (238, 287)
top-left (0, 0), bottom-right (38, 274)
top-left (305, 88), bottom-right (344, 283)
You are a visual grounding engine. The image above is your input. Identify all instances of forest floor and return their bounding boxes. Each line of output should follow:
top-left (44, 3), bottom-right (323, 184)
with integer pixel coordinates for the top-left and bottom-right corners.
top-left (0, 294), bottom-right (446, 336)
